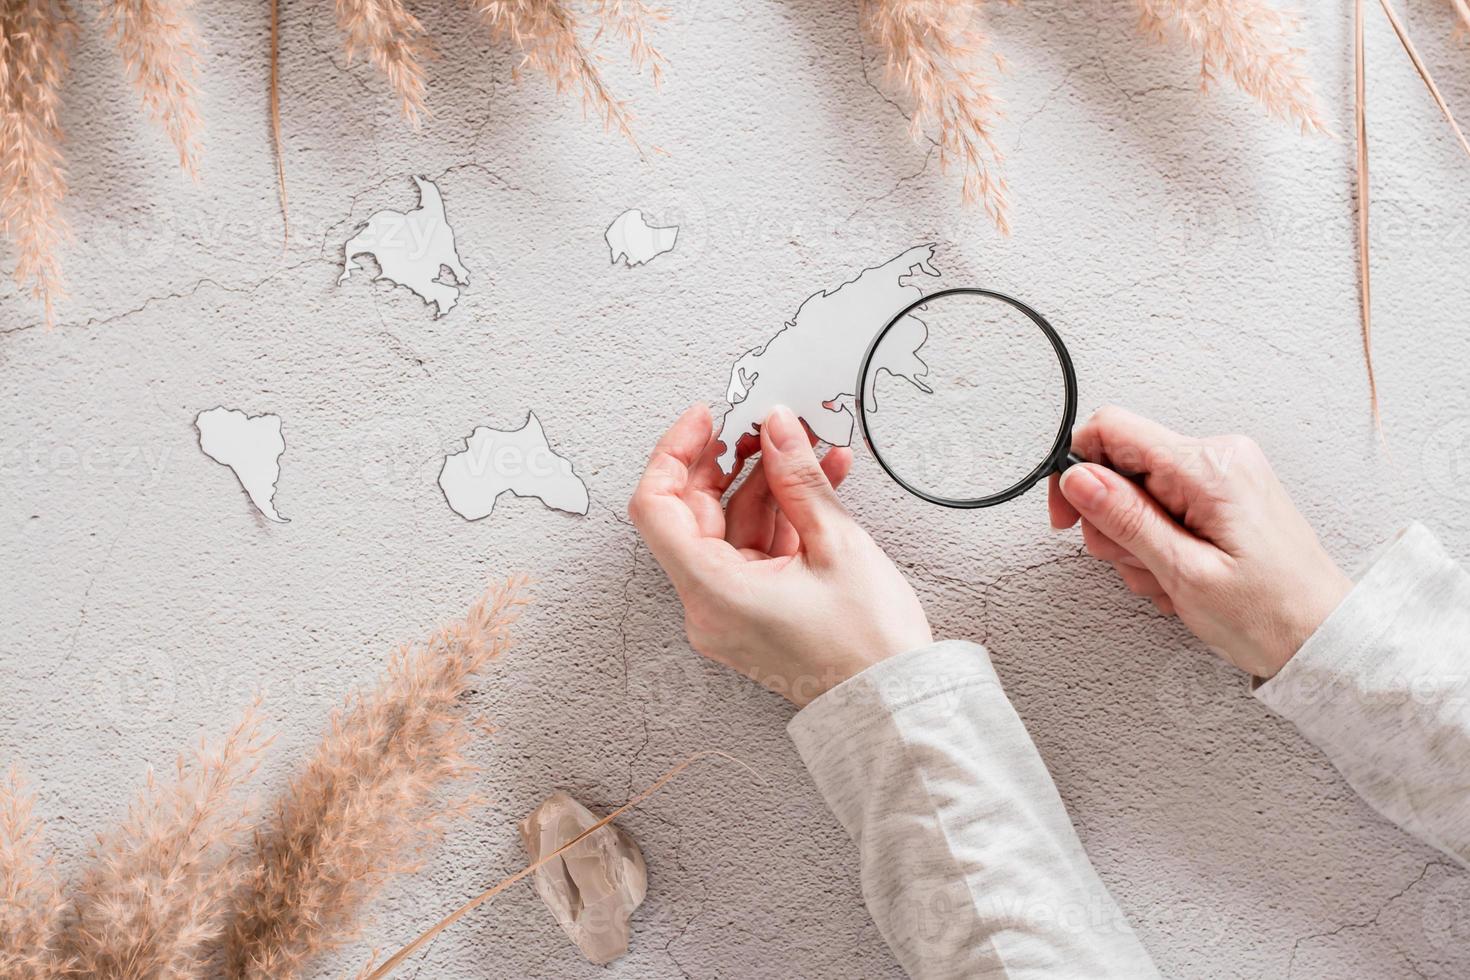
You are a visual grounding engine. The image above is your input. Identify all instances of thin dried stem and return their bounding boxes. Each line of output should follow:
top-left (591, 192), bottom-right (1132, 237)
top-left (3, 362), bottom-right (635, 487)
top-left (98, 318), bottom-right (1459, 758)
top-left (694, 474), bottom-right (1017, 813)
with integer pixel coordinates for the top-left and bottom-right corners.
top-left (1, 0), bottom-right (75, 329)
top-left (61, 705), bottom-right (270, 979)
top-left (335, 0), bottom-right (431, 126)
top-left (221, 578), bottom-right (529, 980)
top-left (1136, 0), bottom-right (1328, 135)
top-left (1449, 0), bottom-right (1470, 37)
top-left (1378, 0), bottom-right (1470, 161)
top-left (270, 0), bottom-right (287, 247)
top-left (468, 0), bottom-right (645, 155)
top-left (1354, 0), bottom-right (1380, 432)
top-left (0, 768), bottom-right (72, 979)
top-left (860, 0), bottom-right (1011, 233)
top-left (100, 0), bottom-right (204, 178)
top-left (362, 750), bottom-right (760, 980)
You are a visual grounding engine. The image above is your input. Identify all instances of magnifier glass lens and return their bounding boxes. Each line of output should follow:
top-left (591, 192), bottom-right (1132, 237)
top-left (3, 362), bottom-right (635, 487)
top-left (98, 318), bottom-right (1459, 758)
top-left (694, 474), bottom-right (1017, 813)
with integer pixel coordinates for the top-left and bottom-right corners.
top-left (863, 291), bottom-right (1069, 504)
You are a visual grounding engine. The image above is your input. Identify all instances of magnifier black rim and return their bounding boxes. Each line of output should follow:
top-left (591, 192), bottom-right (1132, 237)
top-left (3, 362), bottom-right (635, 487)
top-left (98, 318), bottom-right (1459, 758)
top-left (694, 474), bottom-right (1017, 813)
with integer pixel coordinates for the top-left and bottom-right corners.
top-left (854, 286), bottom-right (1078, 509)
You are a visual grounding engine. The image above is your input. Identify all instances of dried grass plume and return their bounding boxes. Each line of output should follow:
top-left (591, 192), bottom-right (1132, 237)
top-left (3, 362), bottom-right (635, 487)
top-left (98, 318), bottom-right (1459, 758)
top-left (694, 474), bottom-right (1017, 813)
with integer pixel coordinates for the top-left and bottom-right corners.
top-left (0, 769), bottom-right (72, 979)
top-left (1136, 0), bottom-right (1328, 134)
top-left (1, 0), bottom-right (76, 329)
top-left (60, 706), bottom-right (269, 979)
top-left (101, 0), bottom-right (205, 178)
top-left (221, 577), bottom-right (528, 979)
top-left (468, 0), bottom-right (656, 153)
top-left (860, 0), bottom-right (1011, 232)
top-left (335, 0), bottom-right (431, 127)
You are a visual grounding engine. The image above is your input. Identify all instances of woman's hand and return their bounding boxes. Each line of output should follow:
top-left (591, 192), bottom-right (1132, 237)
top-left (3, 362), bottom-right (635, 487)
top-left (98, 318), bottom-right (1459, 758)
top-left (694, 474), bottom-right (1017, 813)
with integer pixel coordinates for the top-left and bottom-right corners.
top-left (1049, 406), bottom-right (1353, 679)
top-left (628, 403), bottom-right (932, 706)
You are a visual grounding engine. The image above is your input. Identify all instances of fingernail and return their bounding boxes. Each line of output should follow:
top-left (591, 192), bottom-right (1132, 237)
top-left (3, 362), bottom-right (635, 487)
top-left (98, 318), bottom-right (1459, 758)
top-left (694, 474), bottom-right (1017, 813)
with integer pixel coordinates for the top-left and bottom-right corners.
top-left (1060, 465), bottom-right (1107, 509)
top-left (766, 406), bottom-right (804, 452)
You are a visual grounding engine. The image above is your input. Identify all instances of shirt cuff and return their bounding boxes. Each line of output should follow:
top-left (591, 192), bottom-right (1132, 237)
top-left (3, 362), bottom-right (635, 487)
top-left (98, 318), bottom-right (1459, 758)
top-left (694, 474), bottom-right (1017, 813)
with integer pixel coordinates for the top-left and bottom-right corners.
top-left (1255, 522), bottom-right (1450, 717)
top-left (787, 640), bottom-right (1004, 778)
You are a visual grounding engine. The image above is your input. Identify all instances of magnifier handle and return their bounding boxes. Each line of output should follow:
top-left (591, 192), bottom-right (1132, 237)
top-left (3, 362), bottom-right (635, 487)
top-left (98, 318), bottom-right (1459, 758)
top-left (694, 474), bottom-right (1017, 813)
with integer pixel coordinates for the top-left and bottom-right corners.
top-left (1058, 451), bottom-right (1146, 485)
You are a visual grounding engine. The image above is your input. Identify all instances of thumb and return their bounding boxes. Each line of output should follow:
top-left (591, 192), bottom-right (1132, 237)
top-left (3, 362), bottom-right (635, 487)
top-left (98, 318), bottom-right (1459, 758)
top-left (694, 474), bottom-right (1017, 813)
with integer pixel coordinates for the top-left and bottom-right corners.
top-left (760, 406), bottom-right (850, 556)
top-left (1059, 463), bottom-right (1208, 581)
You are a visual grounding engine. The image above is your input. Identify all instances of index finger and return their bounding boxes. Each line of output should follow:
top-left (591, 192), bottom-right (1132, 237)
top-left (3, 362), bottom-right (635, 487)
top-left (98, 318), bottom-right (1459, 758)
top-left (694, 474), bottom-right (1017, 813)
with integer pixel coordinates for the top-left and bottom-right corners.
top-left (1070, 405), bottom-right (1193, 474)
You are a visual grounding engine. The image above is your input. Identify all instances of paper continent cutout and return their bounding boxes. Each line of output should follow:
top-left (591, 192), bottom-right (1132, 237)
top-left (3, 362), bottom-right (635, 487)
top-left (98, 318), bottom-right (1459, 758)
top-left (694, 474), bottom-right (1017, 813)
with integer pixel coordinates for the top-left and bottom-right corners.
top-left (339, 175), bottom-right (469, 317)
top-left (605, 208), bottom-right (679, 267)
top-left (195, 407), bottom-right (289, 523)
top-left (715, 244), bottom-right (939, 473)
top-left (438, 412), bottom-right (590, 520)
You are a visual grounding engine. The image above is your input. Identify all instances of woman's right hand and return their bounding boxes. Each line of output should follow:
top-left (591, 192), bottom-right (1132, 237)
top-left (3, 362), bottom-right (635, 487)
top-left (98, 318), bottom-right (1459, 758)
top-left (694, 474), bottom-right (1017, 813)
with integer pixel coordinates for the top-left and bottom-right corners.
top-left (1048, 406), bottom-right (1353, 680)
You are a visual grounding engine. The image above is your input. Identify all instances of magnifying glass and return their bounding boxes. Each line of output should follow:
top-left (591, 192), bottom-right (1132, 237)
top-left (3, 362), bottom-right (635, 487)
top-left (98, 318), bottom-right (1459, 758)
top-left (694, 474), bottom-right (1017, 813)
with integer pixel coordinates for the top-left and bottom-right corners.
top-left (855, 287), bottom-right (1089, 509)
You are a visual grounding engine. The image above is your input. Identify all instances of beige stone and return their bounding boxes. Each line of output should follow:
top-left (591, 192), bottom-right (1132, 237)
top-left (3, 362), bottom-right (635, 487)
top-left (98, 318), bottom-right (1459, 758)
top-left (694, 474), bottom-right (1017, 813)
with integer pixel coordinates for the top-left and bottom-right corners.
top-left (519, 791), bottom-right (648, 964)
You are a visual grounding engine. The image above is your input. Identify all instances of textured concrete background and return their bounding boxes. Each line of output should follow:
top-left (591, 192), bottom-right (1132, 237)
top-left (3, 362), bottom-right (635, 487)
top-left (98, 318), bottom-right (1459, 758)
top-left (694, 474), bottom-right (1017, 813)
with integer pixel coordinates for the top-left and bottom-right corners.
top-left (4, 1), bottom-right (1470, 977)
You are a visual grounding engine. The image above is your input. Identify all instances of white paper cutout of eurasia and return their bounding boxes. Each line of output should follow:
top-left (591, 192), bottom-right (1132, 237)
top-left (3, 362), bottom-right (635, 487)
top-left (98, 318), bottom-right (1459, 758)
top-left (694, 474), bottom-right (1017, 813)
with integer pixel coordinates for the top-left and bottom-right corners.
top-left (438, 412), bottom-right (590, 520)
top-left (339, 175), bottom-right (469, 317)
top-left (715, 244), bottom-right (939, 473)
top-left (605, 208), bottom-right (679, 267)
top-left (195, 407), bottom-right (289, 523)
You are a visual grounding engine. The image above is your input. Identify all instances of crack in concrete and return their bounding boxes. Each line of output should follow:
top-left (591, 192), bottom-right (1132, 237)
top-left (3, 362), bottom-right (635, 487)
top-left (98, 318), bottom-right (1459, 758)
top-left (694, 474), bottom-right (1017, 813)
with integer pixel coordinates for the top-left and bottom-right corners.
top-left (851, 7), bottom-right (938, 148)
top-left (845, 144), bottom-right (935, 222)
top-left (52, 520), bottom-right (130, 677)
top-left (5, 258), bottom-right (332, 337)
top-left (405, 931), bottom-right (443, 980)
top-left (901, 548), bottom-right (1089, 646)
top-left (612, 519), bottom-right (654, 800)
top-left (1284, 861), bottom-right (1454, 979)
top-left (662, 871), bottom-right (711, 980)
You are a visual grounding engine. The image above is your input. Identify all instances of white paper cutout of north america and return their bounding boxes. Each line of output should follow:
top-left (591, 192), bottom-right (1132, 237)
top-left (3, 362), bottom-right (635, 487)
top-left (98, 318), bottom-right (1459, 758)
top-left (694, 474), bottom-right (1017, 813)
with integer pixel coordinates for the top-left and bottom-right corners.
top-left (339, 175), bottom-right (469, 317)
top-left (439, 413), bottom-right (590, 520)
top-left (605, 209), bottom-right (678, 267)
top-left (715, 244), bottom-right (939, 474)
top-left (195, 407), bottom-right (289, 523)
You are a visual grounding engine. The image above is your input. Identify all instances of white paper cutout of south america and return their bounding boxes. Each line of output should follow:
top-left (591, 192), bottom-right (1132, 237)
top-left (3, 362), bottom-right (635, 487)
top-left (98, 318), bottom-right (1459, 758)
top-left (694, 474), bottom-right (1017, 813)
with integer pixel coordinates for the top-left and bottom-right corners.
top-left (605, 208), bottom-right (678, 267)
top-left (715, 244), bottom-right (939, 473)
top-left (339, 175), bottom-right (469, 317)
top-left (439, 412), bottom-right (590, 520)
top-left (195, 407), bottom-right (289, 523)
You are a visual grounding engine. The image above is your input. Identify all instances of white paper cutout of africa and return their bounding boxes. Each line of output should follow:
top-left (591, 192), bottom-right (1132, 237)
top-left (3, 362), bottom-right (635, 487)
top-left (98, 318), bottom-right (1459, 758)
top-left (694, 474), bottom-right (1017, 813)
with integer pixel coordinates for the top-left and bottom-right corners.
top-left (438, 412), bottom-right (590, 520)
top-left (605, 208), bottom-right (679, 267)
top-left (339, 175), bottom-right (469, 317)
top-left (195, 407), bottom-right (289, 523)
top-left (715, 244), bottom-right (940, 474)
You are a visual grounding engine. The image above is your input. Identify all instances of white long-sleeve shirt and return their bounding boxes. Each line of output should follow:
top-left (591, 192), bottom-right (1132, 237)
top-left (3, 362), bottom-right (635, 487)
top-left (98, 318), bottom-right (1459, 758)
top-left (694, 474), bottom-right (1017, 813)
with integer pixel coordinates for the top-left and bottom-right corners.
top-left (788, 523), bottom-right (1470, 978)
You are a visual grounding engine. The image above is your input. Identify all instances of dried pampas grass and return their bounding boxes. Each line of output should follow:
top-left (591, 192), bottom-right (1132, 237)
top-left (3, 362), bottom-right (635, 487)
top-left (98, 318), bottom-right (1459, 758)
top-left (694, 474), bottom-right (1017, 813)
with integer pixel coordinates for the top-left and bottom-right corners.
top-left (3, 0), bottom-right (199, 328)
top-left (857, 0), bottom-right (1330, 231)
top-left (61, 705), bottom-right (269, 979)
top-left (0, 769), bottom-right (72, 979)
top-left (222, 577), bottom-right (527, 979)
top-left (590, 0), bottom-right (668, 87)
top-left (1, 0), bottom-right (75, 329)
top-left (101, 0), bottom-right (205, 178)
top-left (1136, 0), bottom-right (1328, 135)
top-left (0, 578), bottom-right (527, 978)
top-left (335, 0), bottom-right (430, 127)
top-left (467, 0), bottom-right (648, 153)
top-left (860, 0), bottom-right (1011, 232)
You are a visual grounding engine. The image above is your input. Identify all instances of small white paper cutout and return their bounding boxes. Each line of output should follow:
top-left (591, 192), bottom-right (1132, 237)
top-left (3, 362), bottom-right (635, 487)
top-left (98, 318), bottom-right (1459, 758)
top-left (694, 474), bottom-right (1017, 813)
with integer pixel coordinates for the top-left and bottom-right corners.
top-left (339, 176), bottom-right (469, 317)
top-left (438, 412), bottom-right (590, 521)
top-left (605, 208), bottom-right (679, 267)
top-left (195, 407), bottom-right (289, 523)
